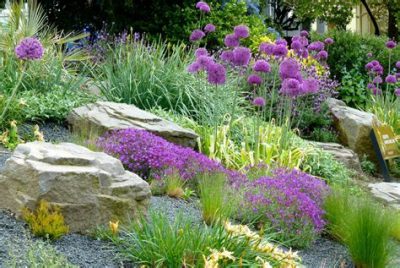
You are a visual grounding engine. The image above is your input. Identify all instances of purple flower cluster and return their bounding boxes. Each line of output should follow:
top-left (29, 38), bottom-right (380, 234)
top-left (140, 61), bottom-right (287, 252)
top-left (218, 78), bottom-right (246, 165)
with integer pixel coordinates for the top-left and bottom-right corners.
top-left (243, 169), bottom-right (330, 246)
top-left (15, 37), bottom-right (44, 60)
top-left (190, 2), bottom-right (213, 42)
top-left (97, 129), bottom-right (224, 180)
top-left (196, 1), bottom-right (210, 13)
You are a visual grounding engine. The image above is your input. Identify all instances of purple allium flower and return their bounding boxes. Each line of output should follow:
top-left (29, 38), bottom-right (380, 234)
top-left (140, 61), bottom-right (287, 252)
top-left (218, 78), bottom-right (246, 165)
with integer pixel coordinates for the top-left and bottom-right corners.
top-left (365, 62), bottom-right (374, 71)
top-left (15, 37), bottom-right (44, 60)
top-left (207, 62), bottom-right (226, 85)
top-left (395, 88), bottom-right (400, 97)
top-left (259, 42), bottom-right (275, 55)
top-left (291, 40), bottom-right (302, 50)
top-left (317, 50), bottom-right (328, 60)
top-left (385, 74), bottom-right (397, 84)
top-left (386, 40), bottom-right (396, 49)
top-left (247, 74), bottom-right (263, 85)
top-left (273, 44), bottom-right (288, 57)
top-left (396, 61), bottom-right (400, 69)
top-left (224, 34), bottom-right (240, 47)
top-left (275, 38), bottom-right (287, 46)
top-left (324, 38), bottom-right (334, 45)
top-left (204, 23), bottom-right (216, 33)
top-left (308, 41), bottom-right (324, 51)
top-left (279, 58), bottom-right (302, 81)
top-left (252, 96), bottom-right (266, 107)
top-left (301, 78), bottom-right (319, 94)
top-left (367, 52), bottom-right (373, 58)
top-left (187, 62), bottom-right (201, 73)
top-left (196, 55), bottom-right (214, 69)
top-left (196, 1), bottom-right (210, 12)
top-left (253, 60), bottom-right (271, 73)
top-left (373, 76), bottom-right (383, 84)
top-left (195, 47), bottom-right (208, 58)
top-left (189, 29), bottom-right (205, 42)
top-left (280, 78), bottom-right (302, 97)
top-left (232, 46), bottom-right (251, 66)
top-left (396, 73), bottom-right (400, 80)
top-left (220, 50), bottom-right (234, 63)
top-left (234, 25), bottom-right (250, 39)
top-left (372, 87), bottom-right (382, 95)
top-left (367, 83), bottom-right (376, 89)
top-left (300, 30), bottom-right (309, 37)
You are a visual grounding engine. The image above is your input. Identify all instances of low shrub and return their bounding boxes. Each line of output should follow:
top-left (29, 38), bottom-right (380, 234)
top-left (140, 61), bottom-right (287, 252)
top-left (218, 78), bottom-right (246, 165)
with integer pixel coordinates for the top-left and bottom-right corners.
top-left (242, 169), bottom-right (330, 248)
top-left (108, 211), bottom-right (301, 267)
top-left (324, 189), bottom-right (396, 268)
top-left (22, 200), bottom-right (69, 240)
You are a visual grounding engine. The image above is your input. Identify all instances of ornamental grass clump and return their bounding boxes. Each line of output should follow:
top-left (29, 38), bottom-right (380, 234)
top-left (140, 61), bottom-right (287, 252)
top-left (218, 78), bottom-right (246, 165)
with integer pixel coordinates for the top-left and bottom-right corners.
top-left (243, 169), bottom-right (330, 248)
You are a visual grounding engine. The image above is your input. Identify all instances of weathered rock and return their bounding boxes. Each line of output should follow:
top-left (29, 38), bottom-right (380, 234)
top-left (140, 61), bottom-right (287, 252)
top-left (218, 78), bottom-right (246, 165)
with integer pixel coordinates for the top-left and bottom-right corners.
top-left (369, 182), bottom-right (400, 209)
top-left (327, 98), bottom-right (378, 163)
top-left (313, 142), bottom-right (361, 171)
top-left (67, 101), bottom-right (198, 148)
top-left (0, 142), bottom-right (151, 233)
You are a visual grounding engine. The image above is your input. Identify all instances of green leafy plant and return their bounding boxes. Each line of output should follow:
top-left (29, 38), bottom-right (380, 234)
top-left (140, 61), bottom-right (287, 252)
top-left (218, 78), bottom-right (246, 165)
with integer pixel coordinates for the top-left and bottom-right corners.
top-left (339, 67), bottom-right (369, 109)
top-left (360, 154), bottom-right (376, 175)
top-left (22, 199), bottom-right (69, 240)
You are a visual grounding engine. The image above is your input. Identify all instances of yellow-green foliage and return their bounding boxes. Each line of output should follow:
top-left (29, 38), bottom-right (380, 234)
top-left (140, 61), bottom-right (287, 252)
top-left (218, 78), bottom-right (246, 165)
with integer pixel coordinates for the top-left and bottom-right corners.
top-left (22, 200), bottom-right (69, 240)
top-left (391, 212), bottom-right (400, 241)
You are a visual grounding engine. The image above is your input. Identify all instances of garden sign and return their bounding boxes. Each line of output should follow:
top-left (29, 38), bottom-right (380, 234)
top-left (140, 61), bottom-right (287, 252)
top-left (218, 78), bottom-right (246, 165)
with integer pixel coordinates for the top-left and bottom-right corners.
top-left (370, 123), bottom-right (400, 182)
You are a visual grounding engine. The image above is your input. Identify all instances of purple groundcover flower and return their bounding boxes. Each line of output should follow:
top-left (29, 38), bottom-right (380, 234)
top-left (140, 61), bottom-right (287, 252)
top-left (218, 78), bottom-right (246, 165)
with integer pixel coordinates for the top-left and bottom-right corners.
top-left (189, 29), bottom-right (205, 42)
top-left (324, 38), bottom-right (334, 45)
top-left (279, 58), bottom-right (302, 81)
top-left (259, 42), bottom-right (275, 55)
top-left (253, 59), bottom-right (271, 73)
top-left (196, 1), bottom-right (210, 12)
top-left (234, 25), bottom-right (250, 39)
top-left (386, 40), bottom-right (396, 49)
top-left (195, 47), bottom-right (208, 58)
top-left (395, 88), bottom-right (400, 97)
top-left (207, 62), bottom-right (226, 85)
top-left (252, 96), bottom-right (266, 107)
top-left (242, 169), bottom-right (330, 246)
top-left (224, 33), bottom-right (240, 47)
top-left (273, 44), bottom-right (288, 57)
top-left (247, 74), bottom-right (262, 85)
top-left (232, 46), bottom-right (251, 66)
top-left (385, 74), bottom-right (397, 84)
top-left (204, 23), bottom-right (216, 33)
top-left (15, 37), bottom-right (44, 60)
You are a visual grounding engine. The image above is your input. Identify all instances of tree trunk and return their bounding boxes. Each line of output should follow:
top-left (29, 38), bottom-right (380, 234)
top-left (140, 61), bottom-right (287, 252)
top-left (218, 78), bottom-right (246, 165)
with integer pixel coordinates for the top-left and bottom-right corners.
top-left (388, 5), bottom-right (399, 40)
top-left (360, 0), bottom-right (380, 36)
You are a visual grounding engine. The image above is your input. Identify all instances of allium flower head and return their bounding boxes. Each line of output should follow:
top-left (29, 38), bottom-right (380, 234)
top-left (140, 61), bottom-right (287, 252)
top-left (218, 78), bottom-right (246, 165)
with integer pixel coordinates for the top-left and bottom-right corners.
top-left (396, 61), bottom-right (400, 69)
top-left (275, 39), bottom-right (287, 46)
top-left (259, 42), bottom-right (275, 55)
top-left (15, 37), bottom-right (44, 60)
top-left (367, 52), bottom-right (373, 58)
top-left (224, 34), bottom-right (240, 47)
top-left (373, 76), bottom-right (383, 84)
top-left (280, 78), bottom-right (302, 97)
top-left (386, 40), bottom-right (396, 49)
top-left (324, 38), bottom-right (334, 45)
top-left (273, 44), bottom-right (288, 57)
top-left (252, 97), bottom-right (266, 107)
top-left (232, 46), bottom-right (251, 66)
top-left (189, 29), bottom-right (205, 42)
top-left (196, 1), bottom-right (210, 12)
top-left (187, 62), bottom-right (201, 73)
top-left (196, 55), bottom-right (214, 69)
top-left (395, 88), bottom-right (400, 97)
top-left (291, 40), bottom-right (302, 50)
top-left (301, 78), bottom-right (319, 94)
top-left (372, 87), bottom-right (382, 95)
top-left (317, 50), bottom-right (328, 60)
top-left (247, 74), bottom-right (263, 85)
top-left (279, 58), bottom-right (301, 81)
top-left (385, 74), bottom-right (396, 84)
top-left (308, 41), bottom-right (324, 51)
top-left (234, 25), bottom-right (250, 39)
top-left (220, 50), bottom-right (234, 63)
top-left (204, 23), bottom-right (216, 33)
top-left (253, 60), bottom-right (271, 73)
top-left (207, 63), bottom-right (226, 85)
top-left (300, 30), bottom-right (309, 37)
top-left (195, 47), bottom-right (208, 58)
top-left (367, 83), bottom-right (376, 89)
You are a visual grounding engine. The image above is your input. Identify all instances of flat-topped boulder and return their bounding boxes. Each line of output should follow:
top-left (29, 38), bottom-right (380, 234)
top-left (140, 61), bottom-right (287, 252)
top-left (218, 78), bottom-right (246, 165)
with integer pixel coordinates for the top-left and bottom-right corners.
top-left (327, 98), bottom-right (378, 163)
top-left (313, 142), bottom-right (361, 171)
top-left (67, 101), bottom-right (198, 148)
top-left (369, 182), bottom-right (400, 209)
top-left (0, 142), bottom-right (151, 233)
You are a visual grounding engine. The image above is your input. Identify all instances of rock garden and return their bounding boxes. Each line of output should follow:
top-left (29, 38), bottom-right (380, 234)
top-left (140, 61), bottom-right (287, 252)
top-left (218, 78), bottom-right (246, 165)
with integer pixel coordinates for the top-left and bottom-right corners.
top-left (0, 1), bottom-right (400, 267)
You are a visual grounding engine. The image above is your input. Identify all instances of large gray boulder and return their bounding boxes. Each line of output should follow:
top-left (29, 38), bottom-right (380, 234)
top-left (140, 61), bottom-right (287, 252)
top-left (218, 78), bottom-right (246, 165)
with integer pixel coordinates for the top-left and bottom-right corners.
top-left (0, 142), bottom-right (151, 233)
top-left (326, 98), bottom-right (378, 163)
top-left (313, 142), bottom-right (361, 171)
top-left (369, 182), bottom-right (400, 209)
top-left (67, 101), bottom-right (198, 148)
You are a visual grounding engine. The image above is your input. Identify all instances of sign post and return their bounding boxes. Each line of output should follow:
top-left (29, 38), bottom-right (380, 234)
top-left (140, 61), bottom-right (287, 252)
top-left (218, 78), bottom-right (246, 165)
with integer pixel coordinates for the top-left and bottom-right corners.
top-left (370, 123), bottom-right (400, 182)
